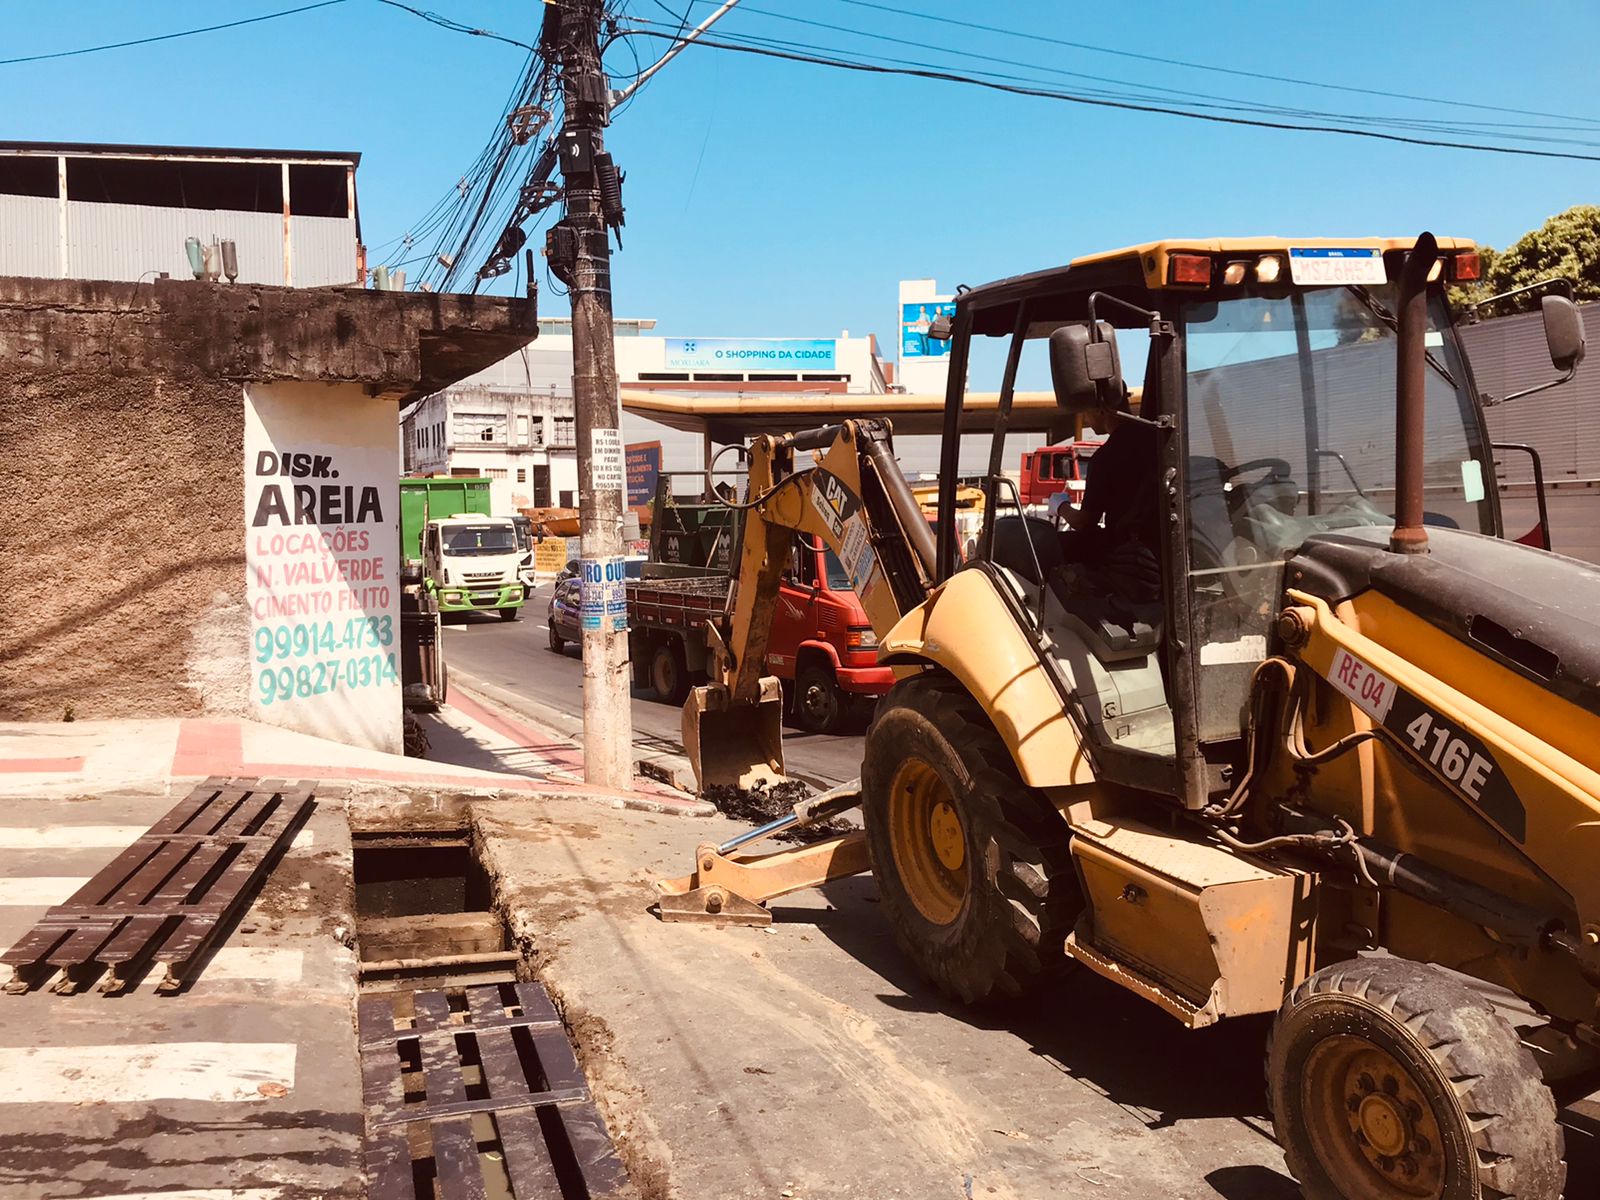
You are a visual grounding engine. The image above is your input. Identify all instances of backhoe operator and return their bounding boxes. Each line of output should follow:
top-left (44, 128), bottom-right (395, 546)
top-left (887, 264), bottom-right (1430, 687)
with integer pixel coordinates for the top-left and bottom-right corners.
top-left (1057, 386), bottom-right (1162, 603)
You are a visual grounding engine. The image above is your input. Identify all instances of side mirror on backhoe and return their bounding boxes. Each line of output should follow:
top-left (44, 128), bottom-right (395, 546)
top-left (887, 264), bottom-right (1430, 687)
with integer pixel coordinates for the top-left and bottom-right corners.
top-left (1473, 281), bottom-right (1587, 408)
top-left (1049, 321), bottom-right (1123, 412)
top-left (1542, 294), bottom-right (1586, 373)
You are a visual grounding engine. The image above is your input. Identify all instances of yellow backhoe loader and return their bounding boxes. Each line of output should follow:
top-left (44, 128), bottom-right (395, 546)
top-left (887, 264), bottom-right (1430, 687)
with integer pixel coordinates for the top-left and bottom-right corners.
top-left (659, 232), bottom-right (1598, 1200)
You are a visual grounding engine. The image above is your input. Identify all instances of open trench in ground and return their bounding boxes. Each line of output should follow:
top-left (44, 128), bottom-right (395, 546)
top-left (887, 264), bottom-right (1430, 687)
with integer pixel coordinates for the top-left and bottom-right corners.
top-left (350, 819), bottom-right (649, 1200)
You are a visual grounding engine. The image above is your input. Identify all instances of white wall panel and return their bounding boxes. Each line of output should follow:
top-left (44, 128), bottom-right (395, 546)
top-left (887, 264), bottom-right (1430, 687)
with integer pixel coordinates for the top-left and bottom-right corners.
top-left (0, 193), bottom-right (61, 277)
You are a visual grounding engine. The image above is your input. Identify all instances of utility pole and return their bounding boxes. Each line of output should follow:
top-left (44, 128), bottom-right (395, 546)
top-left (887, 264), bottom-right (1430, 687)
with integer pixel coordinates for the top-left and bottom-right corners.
top-left (554, 0), bottom-right (632, 789)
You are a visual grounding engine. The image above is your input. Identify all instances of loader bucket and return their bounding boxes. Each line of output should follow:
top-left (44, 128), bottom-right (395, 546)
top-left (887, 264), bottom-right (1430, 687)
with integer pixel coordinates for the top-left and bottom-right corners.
top-left (682, 677), bottom-right (786, 792)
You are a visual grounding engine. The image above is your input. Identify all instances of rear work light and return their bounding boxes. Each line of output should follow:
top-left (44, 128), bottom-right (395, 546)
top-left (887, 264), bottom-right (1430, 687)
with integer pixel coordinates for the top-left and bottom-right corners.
top-left (1221, 260), bottom-right (1249, 286)
top-left (1452, 251), bottom-right (1482, 281)
top-left (1168, 253), bottom-right (1212, 286)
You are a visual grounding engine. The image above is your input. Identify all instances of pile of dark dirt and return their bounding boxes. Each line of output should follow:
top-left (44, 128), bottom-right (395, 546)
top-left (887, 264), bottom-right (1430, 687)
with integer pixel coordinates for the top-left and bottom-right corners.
top-left (701, 780), bottom-right (855, 844)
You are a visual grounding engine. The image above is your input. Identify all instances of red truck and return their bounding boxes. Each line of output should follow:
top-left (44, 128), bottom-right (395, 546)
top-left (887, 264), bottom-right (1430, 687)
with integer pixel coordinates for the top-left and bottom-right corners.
top-left (1019, 439), bottom-right (1101, 508)
top-left (624, 509), bottom-right (891, 732)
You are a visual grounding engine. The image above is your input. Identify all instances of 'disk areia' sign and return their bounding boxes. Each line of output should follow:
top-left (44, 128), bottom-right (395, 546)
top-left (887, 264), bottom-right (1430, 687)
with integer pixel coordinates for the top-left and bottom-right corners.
top-left (243, 382), bottom-right (402, 753)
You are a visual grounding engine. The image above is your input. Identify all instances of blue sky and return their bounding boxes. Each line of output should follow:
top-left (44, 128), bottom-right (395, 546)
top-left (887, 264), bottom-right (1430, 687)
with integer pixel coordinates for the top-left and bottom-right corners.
top-left (7, 1), bottom-right (1598, 357)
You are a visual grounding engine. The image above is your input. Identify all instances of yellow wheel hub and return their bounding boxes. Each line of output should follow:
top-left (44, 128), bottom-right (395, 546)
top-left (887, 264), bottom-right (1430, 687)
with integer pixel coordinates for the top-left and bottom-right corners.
top-left (1359, 1094), bottom-right (1408, 1157)
top-left (887, 759), bottom-right (969, 926)
top-left (929, 801), bottom-right (965, 871)
top-left (1303, 1036), bottom-right (1446, 1199)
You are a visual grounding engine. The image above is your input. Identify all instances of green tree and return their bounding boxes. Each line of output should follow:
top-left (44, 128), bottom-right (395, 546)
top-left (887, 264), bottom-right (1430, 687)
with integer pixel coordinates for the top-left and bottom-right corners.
top-left (1465, 205), bottom-right (1600, 312)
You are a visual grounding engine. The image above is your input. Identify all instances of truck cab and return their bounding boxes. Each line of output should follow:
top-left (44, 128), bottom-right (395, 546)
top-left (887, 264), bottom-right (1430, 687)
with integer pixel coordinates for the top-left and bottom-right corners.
top-left (767, 535), bottom-right (893, 733)
top-left (1020, 439), bottom-right (1101, 513)
top-left (423, 514), bottom-right (526, 621)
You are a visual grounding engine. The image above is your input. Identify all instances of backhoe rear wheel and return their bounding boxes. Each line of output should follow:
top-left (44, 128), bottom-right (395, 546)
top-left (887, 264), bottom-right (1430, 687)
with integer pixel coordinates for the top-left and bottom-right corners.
top-left (1268, 957), bottom-right (1563, 1200)
top-left (861, 674), bottom-right (1079, 1005)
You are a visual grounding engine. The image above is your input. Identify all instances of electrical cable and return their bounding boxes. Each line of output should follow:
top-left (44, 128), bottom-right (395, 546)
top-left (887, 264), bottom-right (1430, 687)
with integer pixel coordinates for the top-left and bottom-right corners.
top-left (0, 0), bottom-right (349, 67)
top-left (619, 29), bottom-right (1600, 163)
top-left (822, 0), bottom-right (1600, 130)
top-left (373, 0), bottom-right (535, 51)
top-left (665, 3), bottom-right (1600, 142)
top-left (625, 13), bottom-right (1600, 149)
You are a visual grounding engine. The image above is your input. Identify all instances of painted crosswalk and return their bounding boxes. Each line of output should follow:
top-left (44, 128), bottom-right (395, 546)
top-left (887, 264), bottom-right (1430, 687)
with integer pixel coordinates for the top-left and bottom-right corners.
top-left (0, 795), bottom-right (360, 1196)
top-left (0, 825), bottom-right (316, 850)
top-left (0, 1041), bottom-right (297, 1104)
top-left (0, 876), bottom-right (88, 906)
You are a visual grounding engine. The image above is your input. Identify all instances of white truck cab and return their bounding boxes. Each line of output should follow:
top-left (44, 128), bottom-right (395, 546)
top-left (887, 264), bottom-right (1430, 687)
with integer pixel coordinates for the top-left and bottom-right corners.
top-left (423, 514), bottom-right (526, 621)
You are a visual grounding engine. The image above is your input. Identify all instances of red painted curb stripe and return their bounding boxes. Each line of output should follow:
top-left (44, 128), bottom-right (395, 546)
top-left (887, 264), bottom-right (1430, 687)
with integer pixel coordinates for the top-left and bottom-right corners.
top-left (171, 720), bottom-right (245, 777)
top-left (446, 689), bottom-right (587, 770)
top-left (446, 688), bottom-right (702, 810)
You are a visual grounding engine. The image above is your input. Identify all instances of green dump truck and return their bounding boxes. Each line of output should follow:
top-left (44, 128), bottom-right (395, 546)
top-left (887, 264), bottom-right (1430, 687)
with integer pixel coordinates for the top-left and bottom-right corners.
top-left (399, 477), bottom-right (526, 620)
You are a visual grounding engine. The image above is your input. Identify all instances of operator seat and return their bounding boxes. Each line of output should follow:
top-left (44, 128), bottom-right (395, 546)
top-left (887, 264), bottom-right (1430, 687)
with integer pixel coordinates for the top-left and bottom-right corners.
top-left (992, 515), bottom-right (1064, 586)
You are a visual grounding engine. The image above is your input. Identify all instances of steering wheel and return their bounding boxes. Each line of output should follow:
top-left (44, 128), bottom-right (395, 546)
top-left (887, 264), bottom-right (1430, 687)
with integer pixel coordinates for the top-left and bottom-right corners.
top-left (1222, 457), bottom-right (1292, 484)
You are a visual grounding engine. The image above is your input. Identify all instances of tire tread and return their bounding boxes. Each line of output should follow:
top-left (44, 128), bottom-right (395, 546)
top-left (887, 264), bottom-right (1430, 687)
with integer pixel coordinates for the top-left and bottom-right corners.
top-left (1267, 956), bottom-right (1565, 1200)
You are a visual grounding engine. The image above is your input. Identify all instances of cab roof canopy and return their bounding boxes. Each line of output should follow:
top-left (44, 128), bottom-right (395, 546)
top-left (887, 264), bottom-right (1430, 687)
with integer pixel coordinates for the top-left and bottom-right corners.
top-left (961, 234), bottom-right (1475, 337)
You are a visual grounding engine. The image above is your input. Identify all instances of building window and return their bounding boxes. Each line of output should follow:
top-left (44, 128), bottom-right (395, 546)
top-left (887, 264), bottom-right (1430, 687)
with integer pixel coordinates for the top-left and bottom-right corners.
top-left (529, 416), bottom-right (544, 446)
top-left (553, 416), bottom-right (575, 447)
top-left (516, 468), bottom-right (527, 483)
top-left (454, 411), bottom-right (506, 444)
top-left (516, 415), bottom-right (530, 443)
top-left (534, 465), bottom-right (552, 508)
top-left (485, 468), bottom-right (508, 480)
top-left (559, 489), bottom-right (575, 507)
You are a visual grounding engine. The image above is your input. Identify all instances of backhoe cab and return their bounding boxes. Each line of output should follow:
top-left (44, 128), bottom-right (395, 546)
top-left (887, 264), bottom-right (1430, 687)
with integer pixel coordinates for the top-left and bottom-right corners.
top-left (664, 233), bottom-right (1599, 1200)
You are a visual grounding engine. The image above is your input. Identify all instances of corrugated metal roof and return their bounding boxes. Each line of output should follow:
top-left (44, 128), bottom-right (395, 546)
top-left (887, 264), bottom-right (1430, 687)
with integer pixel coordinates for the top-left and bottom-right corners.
top-left (1460, 301), bottom-right (1600, 484)
top-left (0, 140), bottom-right (358, 165)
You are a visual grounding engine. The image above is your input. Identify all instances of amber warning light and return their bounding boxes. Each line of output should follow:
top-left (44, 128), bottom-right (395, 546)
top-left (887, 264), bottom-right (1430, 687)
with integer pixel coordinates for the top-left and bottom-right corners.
top-left (1168, 253), bottom-right (1213, 286)
top-left (1452, 252), bottom-right (1482, 281)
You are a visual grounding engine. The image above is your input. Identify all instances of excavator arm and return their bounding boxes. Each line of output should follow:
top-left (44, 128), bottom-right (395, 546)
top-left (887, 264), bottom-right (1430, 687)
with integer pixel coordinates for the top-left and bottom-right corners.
top-left (682, 418), bottom-right (937, 790)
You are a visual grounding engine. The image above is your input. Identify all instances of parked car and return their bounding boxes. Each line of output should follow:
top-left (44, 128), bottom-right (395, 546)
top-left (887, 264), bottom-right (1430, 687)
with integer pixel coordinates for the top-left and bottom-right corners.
top-left (547, 575), bottom-right (581, 652)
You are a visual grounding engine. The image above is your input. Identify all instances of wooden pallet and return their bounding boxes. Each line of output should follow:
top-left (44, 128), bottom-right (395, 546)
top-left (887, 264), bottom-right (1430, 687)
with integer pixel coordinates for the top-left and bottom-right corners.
top-left (1, 776), bottom-right (314, 995)
top-left (359, 981), bottom-right (629, 1199)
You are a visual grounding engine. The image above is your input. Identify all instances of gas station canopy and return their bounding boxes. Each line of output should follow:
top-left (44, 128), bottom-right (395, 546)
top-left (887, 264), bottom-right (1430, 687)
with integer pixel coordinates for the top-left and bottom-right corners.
top-left (620, 389), bottom-right (1063, 444)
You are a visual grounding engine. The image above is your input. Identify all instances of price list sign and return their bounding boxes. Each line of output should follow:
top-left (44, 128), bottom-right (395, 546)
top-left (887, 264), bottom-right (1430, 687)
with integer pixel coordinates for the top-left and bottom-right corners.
top-left (243, 383), bottom-right (403, 753)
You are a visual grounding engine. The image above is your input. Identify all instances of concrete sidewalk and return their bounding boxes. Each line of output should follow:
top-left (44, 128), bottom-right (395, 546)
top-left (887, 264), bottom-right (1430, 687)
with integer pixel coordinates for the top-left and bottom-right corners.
top-left (0, 691), bottom-right (710, 818)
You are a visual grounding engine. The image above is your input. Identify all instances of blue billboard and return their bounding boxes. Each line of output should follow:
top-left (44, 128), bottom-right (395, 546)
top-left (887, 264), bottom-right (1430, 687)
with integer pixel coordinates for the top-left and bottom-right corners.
top-left (626, 441), bottom-right (661, 509)
top-left (664, 338), bottom-right (837, 372)
top-left (901, 301), bottom-right (957, 359)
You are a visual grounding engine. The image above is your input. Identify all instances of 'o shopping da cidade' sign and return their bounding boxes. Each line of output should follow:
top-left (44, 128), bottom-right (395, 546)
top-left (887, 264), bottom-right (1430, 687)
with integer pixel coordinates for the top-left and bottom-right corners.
top-left (664, 337), bottom-right (836, 372)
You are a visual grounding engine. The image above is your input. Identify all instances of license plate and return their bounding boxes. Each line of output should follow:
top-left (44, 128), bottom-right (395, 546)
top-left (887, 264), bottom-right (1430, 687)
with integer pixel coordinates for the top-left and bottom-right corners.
top-left (1288, 247), bottom-right (1387, 286)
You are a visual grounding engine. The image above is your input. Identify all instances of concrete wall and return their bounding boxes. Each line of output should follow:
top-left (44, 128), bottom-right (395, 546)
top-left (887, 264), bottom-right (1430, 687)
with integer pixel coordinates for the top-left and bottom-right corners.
top-left (0, 275), bottom-right (534, 747)
top-left (0, 366), bottom-right (249, 725)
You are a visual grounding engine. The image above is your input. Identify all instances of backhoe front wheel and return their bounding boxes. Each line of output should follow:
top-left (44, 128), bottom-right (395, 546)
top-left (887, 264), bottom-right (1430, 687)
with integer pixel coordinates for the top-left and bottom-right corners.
top-left (861, 674), bottom-right (1079, 1005)
top-left (1268, 957), bottom-right (1563, 1200)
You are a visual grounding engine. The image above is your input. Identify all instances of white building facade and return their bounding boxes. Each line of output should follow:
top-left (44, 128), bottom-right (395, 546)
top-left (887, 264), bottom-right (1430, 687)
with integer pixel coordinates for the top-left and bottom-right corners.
top-left (403, 319), bottom-right (891, 508)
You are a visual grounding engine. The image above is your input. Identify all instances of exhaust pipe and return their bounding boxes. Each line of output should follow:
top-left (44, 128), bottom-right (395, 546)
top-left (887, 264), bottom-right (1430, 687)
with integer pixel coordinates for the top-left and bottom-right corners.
top-left (1391, 231), bottom-right (1438, 555)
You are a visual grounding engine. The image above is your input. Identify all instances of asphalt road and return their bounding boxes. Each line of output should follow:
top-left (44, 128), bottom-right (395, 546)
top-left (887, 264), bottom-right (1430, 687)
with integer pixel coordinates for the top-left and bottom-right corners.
top-left (439, 582), bottom-right (870, 788)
